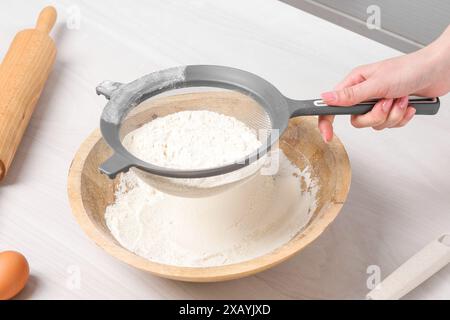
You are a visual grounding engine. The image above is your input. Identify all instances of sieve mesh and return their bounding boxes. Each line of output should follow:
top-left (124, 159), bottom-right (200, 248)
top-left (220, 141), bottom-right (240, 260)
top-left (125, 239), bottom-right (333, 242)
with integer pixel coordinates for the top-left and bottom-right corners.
top-left (117, 88), bottom-right (275, 197)
top-left (119, 87), bottom-right (273, 166)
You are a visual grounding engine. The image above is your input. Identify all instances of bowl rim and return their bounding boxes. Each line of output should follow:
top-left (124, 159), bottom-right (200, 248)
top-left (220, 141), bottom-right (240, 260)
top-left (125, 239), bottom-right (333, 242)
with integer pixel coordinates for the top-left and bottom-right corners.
top-left (67, 117), bottom-right (351, 282)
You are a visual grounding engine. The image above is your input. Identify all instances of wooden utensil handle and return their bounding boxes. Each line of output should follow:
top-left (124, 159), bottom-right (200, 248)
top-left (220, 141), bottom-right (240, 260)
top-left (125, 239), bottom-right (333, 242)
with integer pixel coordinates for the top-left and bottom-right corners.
top-left (36, 6), bottom-right (57, 34)
top-left (0, 6), bottom-right (57, 181)
top-left (367, 235), bottom-right (450, 300)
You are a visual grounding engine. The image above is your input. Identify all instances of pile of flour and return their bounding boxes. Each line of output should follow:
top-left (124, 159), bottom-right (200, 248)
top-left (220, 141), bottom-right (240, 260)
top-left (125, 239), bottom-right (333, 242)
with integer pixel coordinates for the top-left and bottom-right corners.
top-left (105, 110), bottom-right (319, 267)
top-left (123, 110), bottom-right (262, 169)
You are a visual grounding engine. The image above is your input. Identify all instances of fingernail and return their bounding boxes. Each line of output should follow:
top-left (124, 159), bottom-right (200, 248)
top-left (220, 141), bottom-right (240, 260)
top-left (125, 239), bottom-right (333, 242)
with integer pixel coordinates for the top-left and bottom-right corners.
top-left (321, 91), bottom-right (337, 102)
top-left (382, 99), bottom-right (393, 113)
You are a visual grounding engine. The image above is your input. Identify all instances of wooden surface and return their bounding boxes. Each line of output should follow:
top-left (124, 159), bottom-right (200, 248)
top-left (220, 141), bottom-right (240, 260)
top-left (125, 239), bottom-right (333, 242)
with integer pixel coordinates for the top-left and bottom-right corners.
top-left (67, 92), bottom-right (351, 282)
top-left (0, 0), bottom-right (449, 299)
top-left (0, 6), bottom-right (56, 181)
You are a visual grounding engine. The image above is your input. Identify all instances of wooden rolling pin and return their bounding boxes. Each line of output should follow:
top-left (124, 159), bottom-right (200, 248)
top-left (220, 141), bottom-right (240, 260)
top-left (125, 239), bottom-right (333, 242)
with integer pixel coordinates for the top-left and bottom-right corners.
top-left (0, 6), bottom-right (57, 181)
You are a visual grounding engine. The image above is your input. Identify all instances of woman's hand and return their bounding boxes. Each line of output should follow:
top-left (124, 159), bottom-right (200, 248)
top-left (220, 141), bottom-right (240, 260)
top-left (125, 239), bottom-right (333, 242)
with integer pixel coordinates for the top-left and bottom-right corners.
top-left (319, 25), bottom-right (450, 143)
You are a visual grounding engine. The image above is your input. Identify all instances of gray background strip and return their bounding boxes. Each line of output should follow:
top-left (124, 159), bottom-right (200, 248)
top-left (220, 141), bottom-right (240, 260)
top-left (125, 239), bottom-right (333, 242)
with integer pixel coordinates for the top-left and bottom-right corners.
top-left (282, 0), bottom-right (450, 53)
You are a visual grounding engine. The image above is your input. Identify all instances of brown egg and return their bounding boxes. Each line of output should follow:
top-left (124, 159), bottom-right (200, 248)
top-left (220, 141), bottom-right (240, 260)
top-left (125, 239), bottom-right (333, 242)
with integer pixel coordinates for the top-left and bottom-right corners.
top-left (0, 251), bottom-right (29, 300)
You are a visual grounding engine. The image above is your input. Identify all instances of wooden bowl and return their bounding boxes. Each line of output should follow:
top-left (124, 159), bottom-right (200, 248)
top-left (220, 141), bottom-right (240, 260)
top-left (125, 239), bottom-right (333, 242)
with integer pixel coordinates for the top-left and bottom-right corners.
top-left (67, 92), bottom-right (351, 282)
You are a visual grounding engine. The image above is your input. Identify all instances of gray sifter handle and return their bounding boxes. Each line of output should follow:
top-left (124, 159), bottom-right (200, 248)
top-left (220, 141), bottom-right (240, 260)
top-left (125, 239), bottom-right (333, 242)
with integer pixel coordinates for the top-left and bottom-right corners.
top-left (288, 97), bottom-right (440, 117)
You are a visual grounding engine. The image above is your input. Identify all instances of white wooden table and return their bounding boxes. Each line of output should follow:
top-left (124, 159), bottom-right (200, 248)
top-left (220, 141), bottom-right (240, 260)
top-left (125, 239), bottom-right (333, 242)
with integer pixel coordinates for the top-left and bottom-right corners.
top-left (1, 0), bottom-right (449, 299)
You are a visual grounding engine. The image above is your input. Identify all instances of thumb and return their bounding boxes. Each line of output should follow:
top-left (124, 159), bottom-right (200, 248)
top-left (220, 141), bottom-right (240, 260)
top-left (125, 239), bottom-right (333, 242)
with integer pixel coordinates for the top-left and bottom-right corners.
top-left (321, 80), bottom-right (379, 106)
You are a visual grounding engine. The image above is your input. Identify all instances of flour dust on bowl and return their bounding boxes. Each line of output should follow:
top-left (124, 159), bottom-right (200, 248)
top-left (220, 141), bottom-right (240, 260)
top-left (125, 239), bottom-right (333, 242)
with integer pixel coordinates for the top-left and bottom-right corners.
top-left (104, 148), bottom-right (319, 268)
top-left (96, 65), bottom-right (439, 198)
top-left (68, 92), bottom-right (352, 281)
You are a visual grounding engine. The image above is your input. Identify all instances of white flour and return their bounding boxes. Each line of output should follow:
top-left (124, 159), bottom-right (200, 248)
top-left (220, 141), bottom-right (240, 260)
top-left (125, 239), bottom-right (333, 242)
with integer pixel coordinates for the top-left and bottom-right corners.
top-left (105, 110), bottom-right (319, 267)
top-left (123, 110), bottom-right (262, 169)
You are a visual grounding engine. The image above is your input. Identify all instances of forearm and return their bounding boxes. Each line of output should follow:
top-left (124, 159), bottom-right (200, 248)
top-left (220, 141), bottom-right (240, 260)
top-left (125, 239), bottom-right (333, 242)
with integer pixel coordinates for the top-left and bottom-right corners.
top-left (431, 25), bottom-right (450, 69)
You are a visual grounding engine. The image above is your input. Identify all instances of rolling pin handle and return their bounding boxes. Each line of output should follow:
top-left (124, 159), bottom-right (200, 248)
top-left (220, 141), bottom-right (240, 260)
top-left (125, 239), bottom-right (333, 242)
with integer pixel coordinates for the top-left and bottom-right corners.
top-left (96, 81), bottom-right (124, 100)
top-left (367, 234), bottom-right (450, 300)
top-left (35, 6), bottom-right (57, 34)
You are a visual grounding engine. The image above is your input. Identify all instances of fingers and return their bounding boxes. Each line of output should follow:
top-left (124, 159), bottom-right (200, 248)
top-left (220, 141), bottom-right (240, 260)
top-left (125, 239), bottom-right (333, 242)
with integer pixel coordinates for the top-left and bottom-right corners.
top-left (319, 63), bottom-right (415, 136)
top-left (373, 96), bottom-right (409, 130)
top-left (318, 115), bottom-right (335, 143)
top-left (350, 97), bottom-right (416, 130)
top-left (322, 64), bottom-right (381, 106)
top-left (334, 64), bottom-right (377, 90)
top-left (334, 72), bottom-right (366, 91)
top-left (350, 98), bottom-right (393, 128)
top-left (392, 106), bottom-right (416, 128)
top-left (322, 79), bottom-right (381, 106)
